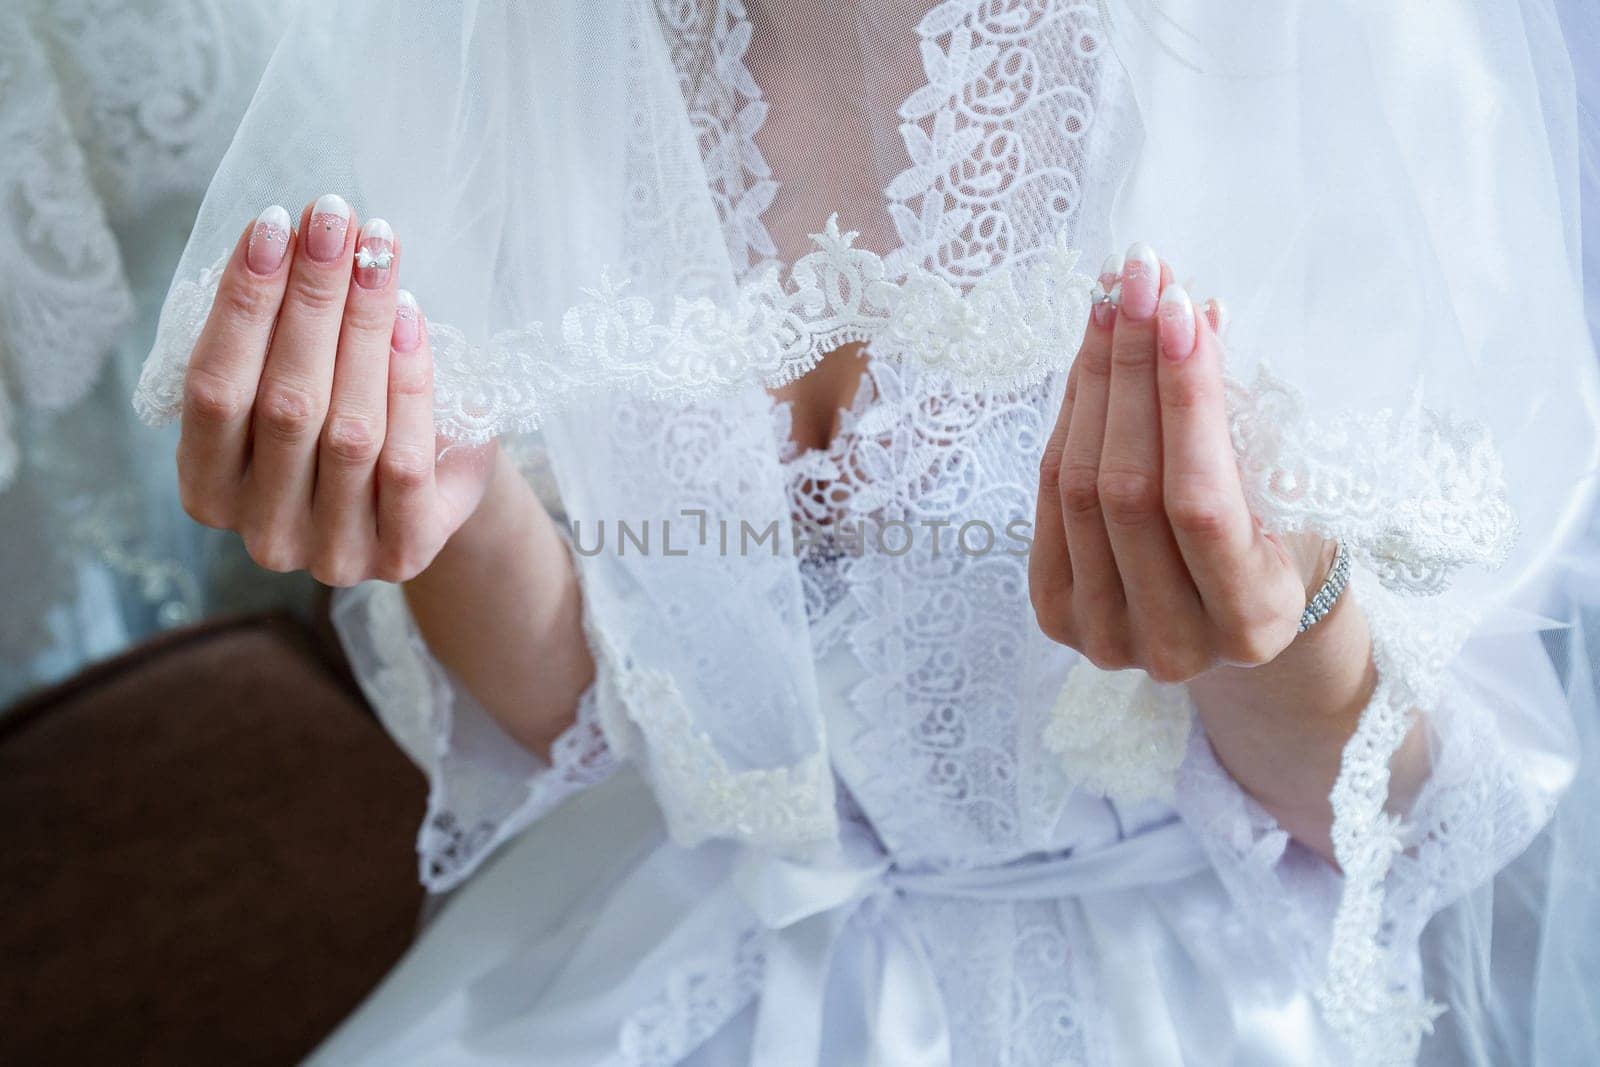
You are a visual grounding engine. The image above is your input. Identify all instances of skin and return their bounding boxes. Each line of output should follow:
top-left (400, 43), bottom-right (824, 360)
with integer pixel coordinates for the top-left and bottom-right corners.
top-left (178, 200), bottom-right (1415, 860)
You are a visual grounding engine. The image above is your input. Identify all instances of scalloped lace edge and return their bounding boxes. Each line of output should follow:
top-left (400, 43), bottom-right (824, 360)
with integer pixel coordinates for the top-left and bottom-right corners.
top-left (131, 217), bottom-right (1094, 443)
top-left (1311, 586), bottom-right (1477, 1065)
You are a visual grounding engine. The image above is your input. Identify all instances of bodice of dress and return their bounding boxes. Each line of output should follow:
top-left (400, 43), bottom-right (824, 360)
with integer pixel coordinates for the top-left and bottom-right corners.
top-left (772, 351), bottom-right (1148, 873)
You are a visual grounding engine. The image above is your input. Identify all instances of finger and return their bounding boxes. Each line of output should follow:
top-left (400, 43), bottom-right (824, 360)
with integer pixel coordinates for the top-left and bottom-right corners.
top-left (242, 194), bottom-right (355, 568)
top-left (177, 206), bottom-right (292, 527)
top-left (1058, 263), bottom-right (1127, 667)
top-left (1030, 362), bottom-right (1077, 641)
top-left (375, 291), bottom-right (442, 582)
top-left (1156, 286), bottom-right (1293, 643)
top-left (312, 219), bottom-right (401, 586)
top-left (1102, 251), bottom-right (1207, 679)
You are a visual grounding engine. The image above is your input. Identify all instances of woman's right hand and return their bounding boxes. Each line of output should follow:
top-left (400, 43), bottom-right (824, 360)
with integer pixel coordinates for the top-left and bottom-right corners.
top-left (177, 194), bottom-right (497, 586)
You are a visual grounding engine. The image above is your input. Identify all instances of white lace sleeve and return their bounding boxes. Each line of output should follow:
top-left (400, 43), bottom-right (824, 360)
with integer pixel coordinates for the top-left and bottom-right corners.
top-left (1175, 585), bottom-right (1571, 1064)
top-left (331, 581), bottom-right (621, 893)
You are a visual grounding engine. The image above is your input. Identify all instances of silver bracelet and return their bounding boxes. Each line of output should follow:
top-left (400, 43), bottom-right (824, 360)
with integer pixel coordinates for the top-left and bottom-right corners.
top-left (1297, 540), bottom-right (1351, 633)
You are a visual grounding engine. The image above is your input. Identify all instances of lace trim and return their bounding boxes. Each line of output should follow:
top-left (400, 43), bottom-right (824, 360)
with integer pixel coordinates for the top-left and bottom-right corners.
top-left (133, 217), bottom-right (1094, 443)
top-left (347, 582), bottom-right (621, 893)
top-left (1313, 586), bottom-right (1477, 1065)
top-left (586, 623), bottom-right (839, 852)
top-left (1227, 368), bottom-right (1518, 595)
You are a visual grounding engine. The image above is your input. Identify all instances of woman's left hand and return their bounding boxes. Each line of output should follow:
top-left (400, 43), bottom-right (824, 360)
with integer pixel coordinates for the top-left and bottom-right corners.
top-left (1028, 242), bottom-right (1333, 683)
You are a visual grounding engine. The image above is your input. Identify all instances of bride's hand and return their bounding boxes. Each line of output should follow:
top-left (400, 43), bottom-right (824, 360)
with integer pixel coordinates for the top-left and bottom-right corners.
top-left (176, 194), bottom-right (496, 586)
top-left (1028, 242), bottom-right (1333, 682)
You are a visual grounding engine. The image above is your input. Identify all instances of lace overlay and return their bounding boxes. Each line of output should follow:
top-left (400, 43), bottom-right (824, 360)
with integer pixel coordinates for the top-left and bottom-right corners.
top-left (884, 0), bottom-right (1116, 283)
top-left (4, 0), bottom-right (280, 492)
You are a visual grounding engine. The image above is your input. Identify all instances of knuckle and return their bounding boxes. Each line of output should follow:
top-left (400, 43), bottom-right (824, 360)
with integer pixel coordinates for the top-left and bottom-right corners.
top-left (342, 295), bottom-right (396, 339)
top-left (388, 359), bottom-right (432, 399)
top-left (242, 530), bottom-right (303, 574)
top-left (182, 368), bottom-right (250, 429)
top-left (286, 271), bottom-right (346, 315)
top-left (1110, 335), bottom-right (1155, 371)
top-left (323, 413), bottom-right (382, 466)
top-left (214, 275), bottom-right (282, 327)
top-left (1145, 645), bottom-right (1207, 684)
top-left (379, 446), bottom-right (432, 491)
top-left (1075, 342), bottom-right (1112, 380)
top-left (1029, 591), bottom-right (1073, 645)
top-left (1162, 371), bottom-right (1215, 413)
top-left (310, 554), bottom-right (365, 589)
top-left (1081, 629), bottom-right (1131, 672)
top-left (1037, 444), bottom-right (1065, 489)
top-left (179, 486), bottom-right (232, 530)
top-left (373, 541), bottom-right (427, 584)
top-left (1164, 484), bottom-right (1230, 540)
top-left (1098, 468), bottom-right (1161, 526)
top-left (256, 381), bottom-right (323, 442)
top-left (1059, 462), bottom-right (1103, 516)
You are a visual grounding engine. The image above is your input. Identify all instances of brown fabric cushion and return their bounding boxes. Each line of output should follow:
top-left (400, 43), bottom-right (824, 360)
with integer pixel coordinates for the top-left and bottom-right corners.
top-left (0, 614), bottom-right (426, 1066)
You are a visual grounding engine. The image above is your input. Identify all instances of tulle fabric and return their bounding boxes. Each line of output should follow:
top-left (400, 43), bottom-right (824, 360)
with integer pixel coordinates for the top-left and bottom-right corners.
top-left (127, 1), bottom-right (1600, 1061)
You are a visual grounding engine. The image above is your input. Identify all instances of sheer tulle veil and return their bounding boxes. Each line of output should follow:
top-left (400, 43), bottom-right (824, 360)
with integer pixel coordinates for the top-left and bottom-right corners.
top-left (131, 1), bottom-right (1600, 1061)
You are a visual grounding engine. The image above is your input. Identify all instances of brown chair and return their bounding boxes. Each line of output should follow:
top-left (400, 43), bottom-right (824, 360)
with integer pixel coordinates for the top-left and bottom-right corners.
top-left (0, 613), bottom-right (426, 1066)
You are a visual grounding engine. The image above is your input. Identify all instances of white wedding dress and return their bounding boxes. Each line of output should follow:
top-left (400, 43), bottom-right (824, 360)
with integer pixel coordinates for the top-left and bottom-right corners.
top-left (309, 355), bottom-right (1568, 1066)
top-left (120, 2), bottom-right (1600, 1061)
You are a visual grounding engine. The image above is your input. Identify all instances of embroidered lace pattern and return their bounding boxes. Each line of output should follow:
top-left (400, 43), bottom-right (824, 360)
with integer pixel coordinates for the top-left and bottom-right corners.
top-left (133, 220), bottom-right (1096, 444)
top-left (1226, 368), bottom-right (1518, 596)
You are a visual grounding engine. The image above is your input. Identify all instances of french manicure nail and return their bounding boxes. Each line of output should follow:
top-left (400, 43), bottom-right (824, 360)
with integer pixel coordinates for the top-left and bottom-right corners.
top-left (1157, 283), bottom-right (1197, 362)
top-left (246, 205), bottom-right (292, 274)
top-left (393, 289), bottom-right (421, 353)
top-left (306, 193), bottom-right (350, 263)
top-left (355, 218), bottom-right (395, 289)
top-left (1120, 241), bottom-right (1160, 321)
top-left (1098, 252), bottom-right (1124, 288)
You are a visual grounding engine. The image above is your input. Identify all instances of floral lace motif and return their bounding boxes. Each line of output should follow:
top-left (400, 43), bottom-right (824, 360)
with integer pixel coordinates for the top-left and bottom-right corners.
top-left (1227, 367), bottom-right (1518, 595)
top-left (653, 0), bottom-right (778, 276)
top-left (885, 0), bottom-right (1114, 283)
top-left (4, 0), bottom-right (280, 493)
top-left (134, 219), bottom-right (1095, 445)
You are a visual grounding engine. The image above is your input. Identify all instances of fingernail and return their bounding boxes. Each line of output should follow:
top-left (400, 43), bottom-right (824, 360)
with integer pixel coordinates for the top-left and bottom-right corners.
top-left (1090, 283), bottom-right (1116, 328)
top-left (355, 218), bottom-right (395, 289)
top-left (1120, 241), bottom-right (1160, 321)
top-left (1203, 297), bottom-right (1229, 338)
top-left (306, 193), bottom-right (350, 263)
top-left (1098, 253), bottom-right (1124, 289)
top-left (1157, 283), bottom-right (1197, 362)
top-left (246, 205), bottom-right (292, 274)
top-left (393, 289), bottom-right (421, 352)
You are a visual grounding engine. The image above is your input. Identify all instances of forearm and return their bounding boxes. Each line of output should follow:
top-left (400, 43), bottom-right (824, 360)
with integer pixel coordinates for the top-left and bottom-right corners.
top-left (403, 451), bottom-right (595, 762)
top-left (1187, 585), bottom-right (1429, 867)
